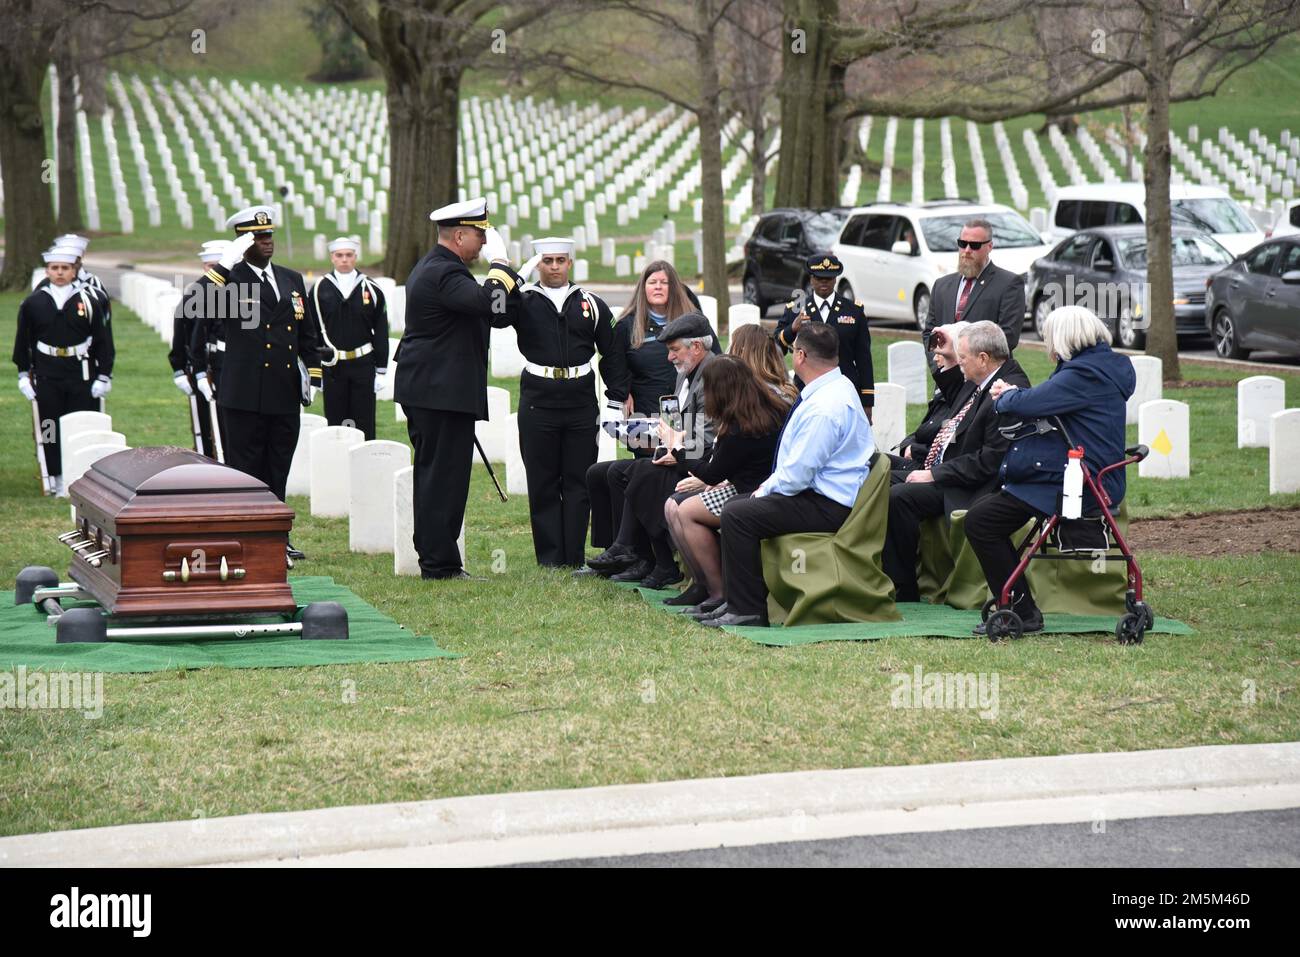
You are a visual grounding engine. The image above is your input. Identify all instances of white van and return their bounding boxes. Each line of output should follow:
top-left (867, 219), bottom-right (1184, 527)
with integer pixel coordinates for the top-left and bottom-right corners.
top-left (1045, 183), bottom-right (1265, 256)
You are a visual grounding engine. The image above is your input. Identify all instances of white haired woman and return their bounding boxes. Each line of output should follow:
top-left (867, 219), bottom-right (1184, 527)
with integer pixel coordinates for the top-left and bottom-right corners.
top-left (964, 306), bottom-right (1136, 635)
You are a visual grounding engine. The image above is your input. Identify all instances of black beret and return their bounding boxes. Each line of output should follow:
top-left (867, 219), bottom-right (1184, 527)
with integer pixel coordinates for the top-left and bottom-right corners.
top-left (657, 312), bottom-right (713, 343)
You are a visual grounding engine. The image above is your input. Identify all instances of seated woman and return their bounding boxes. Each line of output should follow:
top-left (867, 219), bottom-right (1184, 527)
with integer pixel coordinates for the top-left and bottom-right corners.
top-left (662, 356), bottom-right (787, 615)
top-left (963, 306), bottom-right (1136, 635)
top-left (580, 261), bottom-right (718, 576)
top-left (727, 324), bottom-right (799, 404)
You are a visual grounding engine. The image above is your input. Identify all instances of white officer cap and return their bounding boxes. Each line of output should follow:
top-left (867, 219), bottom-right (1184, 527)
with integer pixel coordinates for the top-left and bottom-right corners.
top-left (198, 240), bottom-right (230, 263)
top-left (327, 237), bottom-right (361, 254)
top-left (225, 205), bottom-right (276, 233)
top-left (429, 197), bottom-right (491, 228)
top-left (53, 234), bottom-right (90, 254)
top-left (532, 236), bottom-right (575, 255)
top-left (42, 245), bottom-right (82, 264)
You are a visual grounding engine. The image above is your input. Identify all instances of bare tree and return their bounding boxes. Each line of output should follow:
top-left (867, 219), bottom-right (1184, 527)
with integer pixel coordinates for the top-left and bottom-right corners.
top-left (721, 0), bottom-right (784, 216)
top-left (330, 1), bottom-right (555, 282)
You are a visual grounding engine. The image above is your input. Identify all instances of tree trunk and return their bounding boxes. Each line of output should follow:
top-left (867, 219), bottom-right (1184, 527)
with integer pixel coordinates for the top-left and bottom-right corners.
top-left (750, 135), bottom-right (767, 217)
top-left (382, 71), bottom-right (461, 282)
top-left (0, 52), bottom-right (55, 291)
top-left (773, 0), bottom-right (842, 207)
top-left (695, 5), bottom-right (730, 331)
top-left (1140, 4), bottom-right (1180, 381)
top-left (54, 56), bottom-right (84, 234)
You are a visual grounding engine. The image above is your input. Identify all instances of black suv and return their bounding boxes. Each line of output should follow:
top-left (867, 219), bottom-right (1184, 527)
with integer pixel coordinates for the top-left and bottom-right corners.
top-left (742, 207), bottom-right (849, 312)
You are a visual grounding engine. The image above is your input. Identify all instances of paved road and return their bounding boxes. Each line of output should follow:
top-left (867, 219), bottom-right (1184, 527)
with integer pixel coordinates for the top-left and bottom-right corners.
top-left (526, 807), bottom-right (1300, 867)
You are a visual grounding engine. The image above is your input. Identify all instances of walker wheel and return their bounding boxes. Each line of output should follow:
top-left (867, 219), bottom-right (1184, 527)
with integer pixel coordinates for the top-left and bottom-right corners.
top-left (1116, 613), bottom-right (1145, 645)
top-left (1125, 592), bottom-right (1155, 630)
top-left (987, 609), bottom-right (1023, 643)
top-left (980, 597), bottom-right (998, 623)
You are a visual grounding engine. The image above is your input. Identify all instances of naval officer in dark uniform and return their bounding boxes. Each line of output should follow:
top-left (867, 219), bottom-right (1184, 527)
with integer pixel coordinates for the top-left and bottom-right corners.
top-left (506, 236), bottom-right (626, 567)
top-left (395, 198), bottom-right (522, 580)
top-left (774, 253), bottom-right (875, 418)
top-left (189, 206), bottom-right (321, 561)
top-left (169, 240), bottom-right (228, 458)
top-left (308, 237), bottom-right (389, 441)
top-left (13, 244), bottom-right (115, 496)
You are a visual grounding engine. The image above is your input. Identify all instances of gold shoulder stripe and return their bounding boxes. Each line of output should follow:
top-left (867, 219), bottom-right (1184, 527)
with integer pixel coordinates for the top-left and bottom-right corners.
top-left (487, 268), bottom-right (517, 293)
top-left (205, 269), bottom-right (226, 286)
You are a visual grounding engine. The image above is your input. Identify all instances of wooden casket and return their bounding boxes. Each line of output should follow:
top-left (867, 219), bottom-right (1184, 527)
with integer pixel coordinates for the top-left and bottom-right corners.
top-left (63, 447), bottom-right (297, 618)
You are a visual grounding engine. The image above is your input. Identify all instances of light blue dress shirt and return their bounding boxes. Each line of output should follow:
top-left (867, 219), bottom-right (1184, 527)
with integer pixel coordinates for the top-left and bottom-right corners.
top-left (755, 367), bottom-right (874, 507)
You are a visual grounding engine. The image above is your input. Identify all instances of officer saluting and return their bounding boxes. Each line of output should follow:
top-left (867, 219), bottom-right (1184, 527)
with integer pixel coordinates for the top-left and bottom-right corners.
top-left (774, 253), bottom-right (875, 418)
top-left (507, 237), bottom-right (626, 567)
top-left (307, 237), bottom-right (389, 440)
top-left (13, 244), bottom-right (115, 496)
top-left (169, 240), bottom-right (228, 459)
top-left (396, 197), bottom-right (521, 580)
top-left (189, 206), bottom-right (321, 562)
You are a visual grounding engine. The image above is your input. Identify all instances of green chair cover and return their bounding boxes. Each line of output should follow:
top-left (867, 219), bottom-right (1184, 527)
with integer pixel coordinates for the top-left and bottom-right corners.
top-left (761, 456), bottom-right (902, 626)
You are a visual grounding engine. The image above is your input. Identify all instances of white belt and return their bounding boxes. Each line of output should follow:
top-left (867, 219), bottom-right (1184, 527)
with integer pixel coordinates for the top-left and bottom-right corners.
top-left (37, 337), bottom-right (93, 358)
top-left (525, 361), bottom-right (592, 380)
top-left (331, 343), bottom-right (374, 361)
top-left (210, 340), bottom-right (227, 352)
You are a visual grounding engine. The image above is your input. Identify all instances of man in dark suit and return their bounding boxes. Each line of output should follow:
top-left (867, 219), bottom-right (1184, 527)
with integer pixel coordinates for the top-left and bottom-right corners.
top-left (881, 320), bottom-right (1031, 603)
top-left (922, 218), bottom-right (1027, 352)
top-left (395, 198), bottom-right (522, 580)
top-left (774, 253), bottom-right (875, 418)
top-left (190, 207), bottom-right (321, 563)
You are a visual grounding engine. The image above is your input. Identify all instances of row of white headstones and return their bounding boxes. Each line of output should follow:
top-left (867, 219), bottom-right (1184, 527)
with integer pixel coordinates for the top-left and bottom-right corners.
top-left (834, 114), bottom-right (1295, 234)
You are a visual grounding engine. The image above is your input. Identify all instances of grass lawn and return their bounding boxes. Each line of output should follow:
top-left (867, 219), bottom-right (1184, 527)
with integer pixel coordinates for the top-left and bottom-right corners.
top-left (1, 296), bottom-right (1298, 837)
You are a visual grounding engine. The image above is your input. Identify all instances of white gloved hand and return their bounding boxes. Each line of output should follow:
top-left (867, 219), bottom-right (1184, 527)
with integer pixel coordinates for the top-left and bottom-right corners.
top-left (519, 253), bottom-right (543, 279)
top-left (599, 401), bottom-right (624, 425)
top-left (173, 370), bottom-right (194, 396)
top-left (195, 372), bottom-right (214, 401)
top-left (218, 233), bottom-right (256, 269)
top-left (18, 373), bottom-right (36, 401)
top-left (480, 227), bottom-right (508, 264)
top-left (91, 376), bottom-right (112, 400)
top-left (373, 372), bottom-right (385, 395)
top-left (309, 385), bottom-right (320, 405)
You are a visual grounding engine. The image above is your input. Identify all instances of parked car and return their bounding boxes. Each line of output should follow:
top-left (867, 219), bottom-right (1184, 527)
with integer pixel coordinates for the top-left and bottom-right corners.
top-left (1044, 183), bottom-right (1265, 256)
top-left (1205, 236), bottom-right (1300, 359)
top-left (1026, 225), bottom-right (1234, 349)
top-left (1268, 199), bottom-right (1300, 239)
top-left (831, 200), bottom-right (1051, 330)
top-left (741, 207), bottom-right (850, 310)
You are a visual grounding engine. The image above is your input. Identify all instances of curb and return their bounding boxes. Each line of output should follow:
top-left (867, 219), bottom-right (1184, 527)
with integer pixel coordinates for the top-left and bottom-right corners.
top-left (2, 742), bottom-right (1296, 867)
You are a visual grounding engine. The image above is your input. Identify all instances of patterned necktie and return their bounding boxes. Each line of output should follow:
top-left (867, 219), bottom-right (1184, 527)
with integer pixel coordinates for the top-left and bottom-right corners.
top-left (772, 394), bottom-right (803, 472)
top-left (954, 277), bottom-right (973, 321)
top-left (924, 385), bottom-right (980, 468)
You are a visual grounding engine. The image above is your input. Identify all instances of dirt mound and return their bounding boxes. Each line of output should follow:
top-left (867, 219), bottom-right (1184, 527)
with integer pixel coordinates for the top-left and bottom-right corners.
top-left (1128, 508), bottom-right (1300, 556)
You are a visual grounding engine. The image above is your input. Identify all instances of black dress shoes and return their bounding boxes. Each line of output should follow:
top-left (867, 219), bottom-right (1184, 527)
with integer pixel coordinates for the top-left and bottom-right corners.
top-left (587, 545), bottom-right (638, 572)
top-left (287, 542), bottom-right (306, 560)
top-left (663, 583), bottom-right (710, 607)
top-left (609, 559), bottom-right (653, 582)
top-left (639, 566), bottom-right (684, 590)
top-left (421, 570), bottom-right (487, 581)
top-left (685, 599), bottom-right (727, 621)
top-left (700, 611), bottom-right (768, 629)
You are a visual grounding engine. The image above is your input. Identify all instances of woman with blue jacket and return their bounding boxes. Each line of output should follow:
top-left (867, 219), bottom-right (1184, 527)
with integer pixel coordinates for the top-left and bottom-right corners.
top-left (964, 306), bottom-right (1136, 634)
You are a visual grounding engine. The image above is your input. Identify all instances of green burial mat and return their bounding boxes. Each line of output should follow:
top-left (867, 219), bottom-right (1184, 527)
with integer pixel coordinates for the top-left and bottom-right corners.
top-left (0, 576), bottom-right (456, 673)
top-left (630, 585), bottom-right (1194, 647)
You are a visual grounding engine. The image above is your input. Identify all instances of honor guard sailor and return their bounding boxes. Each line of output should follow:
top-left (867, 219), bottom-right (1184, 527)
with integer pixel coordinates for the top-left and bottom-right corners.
top-left (32, 233), bottom-right (112, 325)
top-left (773, 253), bottom-right (875, 417)
top-left (395, 197), bottom-right (521, 580)
top-left (506, 237), bottom-right (627, 567)
top-left (189, 206), bottom-right (321, 562)
top-left (307, 237), bottom-right (389, 440)
top-left (169, 240), bottom-right (229, 458)
top-left (13, 245), bottom-right (115, 496)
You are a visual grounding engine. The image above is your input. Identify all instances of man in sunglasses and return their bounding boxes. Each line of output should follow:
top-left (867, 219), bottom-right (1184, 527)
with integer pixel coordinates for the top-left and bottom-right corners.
top-left (922, 218), bottom-right (1026, 352)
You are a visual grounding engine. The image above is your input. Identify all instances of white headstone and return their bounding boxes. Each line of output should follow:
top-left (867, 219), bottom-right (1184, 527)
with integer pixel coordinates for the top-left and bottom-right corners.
top-left (697, 294), bottom-right (718, 327)
top-left (287, 413), bottom-right (328, 496)
top-left (309, 425), bottom-right (365, 517)
top-left (729, 303), bottom-right (761, 332)
top-left (505, 413), bottom-right (528, 495)
top-left (1237, 375), bottom-right (1285, 448)
top-left (1126, 355), bottom-right (1163, 425)
top-left (1137, 399), bottom-right (1190, 479)
top-left (62, 430), bottom-right (125, 463)
top-left (474, 386), bottom-right (512, 463)
top-left (1269, 409), bottom-right (1300, 494)
top-left (65, 443), bottom-right (129, 488)
top-left (887, 340), bottom-right (928, 404)
top-left (394, 466), bottom-right (465, 574)
top-left (871, 382), bottom-right (907, 454)
top-left (348, 440), bottom-right (412, 553)
top-left (58, 411), bottom-right (112, 446)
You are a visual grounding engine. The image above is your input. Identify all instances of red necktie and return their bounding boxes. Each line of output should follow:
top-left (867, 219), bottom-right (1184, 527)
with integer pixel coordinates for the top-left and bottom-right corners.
top-left (924, 386), bottom-right (980, 468)
top-left (954, 278), bottom-right (972, 322)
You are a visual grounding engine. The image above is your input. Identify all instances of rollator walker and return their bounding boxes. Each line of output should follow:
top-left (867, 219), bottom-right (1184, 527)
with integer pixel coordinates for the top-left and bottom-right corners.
top-left (981, 415), bottom-right (1154, 645)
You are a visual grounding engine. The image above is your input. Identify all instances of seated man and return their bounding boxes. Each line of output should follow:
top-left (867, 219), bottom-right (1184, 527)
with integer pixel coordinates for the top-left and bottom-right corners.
top-left (701, 322), bottom-right (874, 629)
top-left (881, 320), bottom-right (1031, 603)
top-left (890, 321), bottom-right (969, 479)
